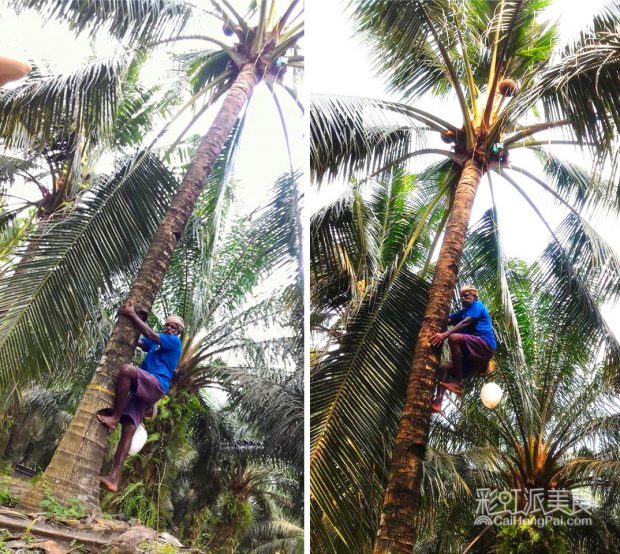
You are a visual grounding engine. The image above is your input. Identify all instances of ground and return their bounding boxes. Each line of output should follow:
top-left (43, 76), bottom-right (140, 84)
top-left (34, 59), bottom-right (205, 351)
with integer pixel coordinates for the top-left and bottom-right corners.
top-left (0, 475), bottom-right (195, 553)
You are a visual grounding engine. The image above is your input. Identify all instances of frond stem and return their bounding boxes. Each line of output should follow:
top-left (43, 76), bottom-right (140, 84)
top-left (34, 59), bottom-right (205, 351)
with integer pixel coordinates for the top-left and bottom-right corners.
top-left (417, 1), bottom-right (475, 146)
top-left (503, 119), bottom-right (572, 146)
top-left (277, 0), bottom-right (300, 35)
top-left (394, 177), bottom-right (451, 277)
top-left (366, 149), bottom-right (462, 181)
top-left (506, 165), bottom-right (583, 219)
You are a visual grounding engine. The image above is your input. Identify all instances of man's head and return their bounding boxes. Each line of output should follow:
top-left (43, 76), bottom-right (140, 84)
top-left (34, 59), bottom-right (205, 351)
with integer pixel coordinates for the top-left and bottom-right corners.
top-left (459, 285), bottom-right (479, 307)
top-left (163, 315), bottom-right (184, 336)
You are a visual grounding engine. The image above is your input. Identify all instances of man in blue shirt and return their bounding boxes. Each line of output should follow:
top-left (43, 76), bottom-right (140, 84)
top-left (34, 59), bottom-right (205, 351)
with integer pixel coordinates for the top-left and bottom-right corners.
top-left (429, 285), bottom-right (496, 412)
top-left (97, 303), bottom-right (183, 491)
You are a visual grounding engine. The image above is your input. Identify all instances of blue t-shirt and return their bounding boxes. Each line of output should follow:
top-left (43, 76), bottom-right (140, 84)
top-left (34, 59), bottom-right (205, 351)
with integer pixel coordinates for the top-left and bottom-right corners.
top-left (140, 333), bottom-right (182, 393)
top-left (449, 299), bottom-right (496, 350)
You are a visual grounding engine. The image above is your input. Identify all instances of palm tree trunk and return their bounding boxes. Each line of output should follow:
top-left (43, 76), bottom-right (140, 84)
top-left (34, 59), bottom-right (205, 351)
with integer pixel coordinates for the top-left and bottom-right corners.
top-left (373, 159), bottom-right (483, 553)
top-left (19, 63), bottom-right (259, 514)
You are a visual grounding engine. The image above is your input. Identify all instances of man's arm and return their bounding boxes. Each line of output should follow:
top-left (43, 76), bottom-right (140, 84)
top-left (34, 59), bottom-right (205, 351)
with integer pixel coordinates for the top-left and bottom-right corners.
top-left (430, 316), bottom-right (475, 346)
top-left (118, 304), bottom-right (161, 344)
top-left (0, 56), bottom-right (32, 87)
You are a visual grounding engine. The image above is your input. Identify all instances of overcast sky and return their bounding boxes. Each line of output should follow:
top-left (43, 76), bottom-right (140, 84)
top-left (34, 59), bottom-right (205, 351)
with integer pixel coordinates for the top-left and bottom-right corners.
top-left (0, 1), bottom-right (303, 216)
top-left (307, 0), bottom-right (620, 336)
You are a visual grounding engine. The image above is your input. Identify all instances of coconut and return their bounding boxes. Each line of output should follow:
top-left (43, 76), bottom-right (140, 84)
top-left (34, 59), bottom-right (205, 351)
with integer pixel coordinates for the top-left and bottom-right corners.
top-left (499, 79), bottom-right (517, 97)
top-left (129, 424), bottom-right (148, 455)
top-left (440, 130), bottom-right (455, 144)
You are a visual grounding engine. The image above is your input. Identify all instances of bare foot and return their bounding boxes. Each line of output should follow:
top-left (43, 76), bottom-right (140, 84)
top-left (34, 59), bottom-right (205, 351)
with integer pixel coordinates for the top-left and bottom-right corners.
top-left (96, 410), bottom-right (119, 430)
top-left (439, 381), bottom-right (463, 395)
top-left (431, 401), bottom-right (442, 413)
top-left (99, 475), bottom-right (119, 492)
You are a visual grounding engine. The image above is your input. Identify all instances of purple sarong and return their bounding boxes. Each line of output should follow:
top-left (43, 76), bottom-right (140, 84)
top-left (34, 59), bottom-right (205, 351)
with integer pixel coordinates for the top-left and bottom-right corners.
top-left (121, 368), bottom-right (165, 427)
top-left (460, 334), bottom-right (495, 377)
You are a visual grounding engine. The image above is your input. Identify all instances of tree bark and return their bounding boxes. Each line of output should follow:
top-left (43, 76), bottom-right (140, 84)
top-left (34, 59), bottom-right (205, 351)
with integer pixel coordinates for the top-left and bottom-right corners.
top-left (19, 63), bottom-right (259, 514)
top-left (373, 159), bottom-right (483, 553)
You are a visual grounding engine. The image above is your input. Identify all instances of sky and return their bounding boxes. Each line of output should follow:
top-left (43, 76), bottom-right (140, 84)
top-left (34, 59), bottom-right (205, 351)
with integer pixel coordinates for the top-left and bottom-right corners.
top-left (307, 0), bottom-right (620, 337)
top-left (0, 1), bottom-right (303, 216)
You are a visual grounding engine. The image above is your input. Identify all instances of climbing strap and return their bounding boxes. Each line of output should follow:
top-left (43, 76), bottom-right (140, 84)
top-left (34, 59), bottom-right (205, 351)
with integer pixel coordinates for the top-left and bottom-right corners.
top-left (87, 384), bottom-right (115, 397)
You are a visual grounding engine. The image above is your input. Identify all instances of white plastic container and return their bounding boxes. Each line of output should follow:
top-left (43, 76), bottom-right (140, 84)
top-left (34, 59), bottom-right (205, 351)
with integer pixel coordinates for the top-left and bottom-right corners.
top-left (480, 382), bottom-right (503, 409)
top-left (129, 424), bottom-right (148, 455)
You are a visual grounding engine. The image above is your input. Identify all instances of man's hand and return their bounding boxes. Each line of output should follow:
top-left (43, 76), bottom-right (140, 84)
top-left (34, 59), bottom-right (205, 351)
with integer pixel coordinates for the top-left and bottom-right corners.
top-left (118, 303), bottom-right (137, 319)
top-left (430, 332), bottom-right (449, 347)
top-left (118, 301), bottom-right (160, 343)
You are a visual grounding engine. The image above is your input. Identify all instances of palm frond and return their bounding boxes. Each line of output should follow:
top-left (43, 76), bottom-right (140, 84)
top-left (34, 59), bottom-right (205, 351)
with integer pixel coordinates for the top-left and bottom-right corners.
top-left (310, 94), bottom-right (432, 184)
top-left (0, 153), bottom-right (179, 388)
top-left (215, 367), bottom-right (303, 472)
top-left (522, 149), bottom-right (620, 215)
top-left (0, 213), bottom-right (33, 264)
top-left (498, 4), bottom-right (620, 151)
top-left (310, 191), bottom-right (376, 322)
top-left (180, 48), bottom-right (236, 97)
top-left (310, 267), bottom-right (429, 552)
top-left (113, 54), bottom-right (179, 149)
top-left (10, 0), bottom-right (192, 46)
top-left (0, 154), bottom-right (40, 186)
top-left (242, 519), bottom-right (304, 554)
top-left (0, 57), bottom-right (128, 152)
top-left (533, 212), bottom-right (620, 373)
top-left (352, 0), bottom-right (460, 101)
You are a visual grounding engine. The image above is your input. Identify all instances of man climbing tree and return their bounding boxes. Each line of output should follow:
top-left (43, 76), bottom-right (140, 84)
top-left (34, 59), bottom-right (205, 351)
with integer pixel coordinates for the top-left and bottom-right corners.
top-left (97, 304), bottom-right (184, 492)
top-left (430, 286), bottom-right (496, 412)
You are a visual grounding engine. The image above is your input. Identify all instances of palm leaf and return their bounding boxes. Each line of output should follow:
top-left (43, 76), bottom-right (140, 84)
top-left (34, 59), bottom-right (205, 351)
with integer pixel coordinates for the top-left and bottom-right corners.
top-left (0, 152), bottom-right (179, 388)
top-left (0, 57), bottom-right (129, 152)
top-left (10, 0), bottom-right (192, 46)
top-left (310, 267), bottom-right (429, 552)
top-left (497, 4), bottom-right (620, 151)
top-left (310, 94), bottom-right (434, 184)
top-left (533, 212), bottom-right (620, 373)
top-left (352, 0), bottom-right (459, 101)
top-left (216, 366), bottom-right (303, 472)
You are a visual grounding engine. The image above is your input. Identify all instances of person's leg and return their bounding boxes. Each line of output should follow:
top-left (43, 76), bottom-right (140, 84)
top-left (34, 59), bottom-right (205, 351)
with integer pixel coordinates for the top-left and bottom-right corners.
top-left (432, 362), bottom-right (452, 412)
top-left (99, 420), bottom-right (137, 492)
top-left (438, 334), bottom-right (467, 394)
top-left (447, 334), bottom-right (466, 381)
top-left (96, 364), bottom-right (139, 430)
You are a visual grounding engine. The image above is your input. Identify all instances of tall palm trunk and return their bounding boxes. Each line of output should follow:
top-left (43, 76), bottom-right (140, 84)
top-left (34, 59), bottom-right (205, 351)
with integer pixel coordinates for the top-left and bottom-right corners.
top-left (373, 159), bottom-right (484, 553)
top-left (19, 63), bottom-right (259, 514)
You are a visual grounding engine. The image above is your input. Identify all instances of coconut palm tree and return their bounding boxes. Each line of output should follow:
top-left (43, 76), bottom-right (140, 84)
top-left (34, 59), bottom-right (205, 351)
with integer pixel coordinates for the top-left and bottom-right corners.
top-left (0, 0), bottom-right (303, 513)
top-left (311, 1), bottom-right (620, 550)
top-left (401, 262), bottom-right (620, 553)
top-left (310, 172), bottom-right (620, 550)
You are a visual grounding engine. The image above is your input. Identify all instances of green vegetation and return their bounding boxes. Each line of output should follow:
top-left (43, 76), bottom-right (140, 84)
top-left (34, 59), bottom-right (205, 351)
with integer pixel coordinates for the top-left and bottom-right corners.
top-left (0, 0), bottom-right (302, 549)
top-left (311, 0), bottom-right (620, 551)
top-left (40, 486), bottom-right (86, 521)
top-left (0, 481), bottom-right (18, 507)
